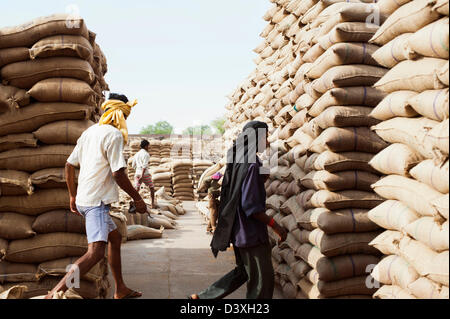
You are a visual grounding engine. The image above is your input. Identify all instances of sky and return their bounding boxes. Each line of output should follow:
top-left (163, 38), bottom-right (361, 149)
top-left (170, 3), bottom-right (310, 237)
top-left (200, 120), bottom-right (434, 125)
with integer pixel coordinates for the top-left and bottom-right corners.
top-left (0, 0), bottom-right (272, 134)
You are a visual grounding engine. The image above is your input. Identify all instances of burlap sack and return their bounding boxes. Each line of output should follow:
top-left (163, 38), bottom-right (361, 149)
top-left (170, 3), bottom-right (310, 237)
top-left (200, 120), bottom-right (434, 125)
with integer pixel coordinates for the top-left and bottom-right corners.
top-left (148, 215), bottom-right (176, 230)
top-left (408, 277), bottom-right (449, 299)
top-left (0, 170), bottom-right (32, 196)
top-left (408, 88), bottom-right (449, 121)
top-left (370, 0), bottom-right (441, 46)
top-left (410, 159), bottom-right (449, 193)
top-left (0, 261), bottom-right (37, 283)
top-left (372, 175), bottom-right (443, 217)
top-left (369, 143), bottom-right (424, 176)
top-left (368, 200), bottom-right (420, 232)
top-left (0, 85), bottom-right (30, 112)
top-left (303, 43), bottom-right (326, 63)
top-left (374, 57), bottom-right (448, 93)
top-left (291, 260), bottom-right (311, 280)
top-left (28, 78), bottom-right (97, 105)
top-left (372, 255), bottom-right (420, 290)
top-left (424, 119), bottom-right (449, 156)
top-left (369, 230), bottom-right (404, 255)
top-left (309, 86), bottom-right (385, 117)
top-left (6, 233), bottom-right (87, 263)
top-left (32, 210), bottom-right (84, 234)
top-left (405, 217), bottom-right (449, 252)
top-left (316, 254), bottom-right (380, 283)
top-left (312, 65), bottom-right (387, 94)
top-left (0, 145), bottom-right (73, 172)
top-left (370, 90), bottom-right (418, 120)
top-left (0, 188), bottom-right (70, 215)
top-left (0, 47), bottom-right (29, 68)
top-left (33, 120), bottom-right (94, 145)
top-left (378, 0), bottom-right (412, 15)
top-left (373, 285), bottom-right (416, 299)
top-left (372, 33), bottom-right (417, 68)
top-left (437, 60), bottom-right (449, 85)
top-left (318, 22), bottom-right (379, 50)
top-left (281, 215), bottom-right (299, 232)
top-left (109, 212), bottom-right (128, 243)
top-left (315, 106), bottom-right (379, 129)
top-left (0, 14), bottom-right (89, 49)
top-left (287, 129), bottom-right (314, 149)
top-left (0, 133), bottom-right (37, 152)
top-left (308, 190), bottom-right (384, 210)
top-left (0, 102), bottom-right (92, 136)
top-left (0, 212), bottom-right (36, 240)
top-left (407, 17), bottom-right (449, 59)
top-left (312, 151), bottom-right (375, 173)
top-left (309, 127), bottom-right (389, 154)
top-left (432, 194), bottom-right (449, 220)
top-left (301, 170), bottom-right (379, 192)
top-left (317, 275), bottom-right (378, 297)
top-left (30, 168), bottom-right (79, 189)
top-left (30, 35), bottom-right (94, 61)
top-left (127, 225), bottom-right (163, 240)
top-left (0, 238), bottom-right (7, 260)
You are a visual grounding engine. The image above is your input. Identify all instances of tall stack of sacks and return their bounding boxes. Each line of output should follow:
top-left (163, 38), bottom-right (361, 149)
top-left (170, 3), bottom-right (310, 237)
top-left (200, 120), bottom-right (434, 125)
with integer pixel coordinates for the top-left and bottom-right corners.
top-left (0, 14), bottom-right (110, 299)
top-left (192, 160), bottom-right (214, 199)
top-left (148, 139), bottom-right (162, 166)
top-left (151, 165), bottom-right (174, 196)
top-left (171, 160), bottom-right (195, 201)
top-left (160, 140), bottom-right (173, 164)
top-left (365, 0), bottom-right (449, 299)
top-left (171, 138), bottom-right (192, 160)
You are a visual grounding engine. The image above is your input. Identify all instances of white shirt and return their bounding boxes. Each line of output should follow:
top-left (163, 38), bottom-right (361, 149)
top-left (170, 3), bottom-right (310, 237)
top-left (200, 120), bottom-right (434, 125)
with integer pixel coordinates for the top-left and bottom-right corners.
top-left (67, 124), bottom-right (127, 207)
top-left (133, 149), bottom-right (150, 177)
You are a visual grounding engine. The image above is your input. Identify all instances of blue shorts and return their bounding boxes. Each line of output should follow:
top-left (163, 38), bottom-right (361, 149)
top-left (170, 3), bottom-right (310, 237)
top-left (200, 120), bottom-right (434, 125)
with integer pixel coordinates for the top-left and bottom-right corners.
top-left (76, 202), bottom-right (117, 244)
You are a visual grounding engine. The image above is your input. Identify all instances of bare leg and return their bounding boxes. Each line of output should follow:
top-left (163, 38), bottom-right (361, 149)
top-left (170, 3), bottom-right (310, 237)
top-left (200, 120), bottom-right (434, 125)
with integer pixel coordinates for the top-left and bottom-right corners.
top-left (45, 242), bottom-right (106, 299)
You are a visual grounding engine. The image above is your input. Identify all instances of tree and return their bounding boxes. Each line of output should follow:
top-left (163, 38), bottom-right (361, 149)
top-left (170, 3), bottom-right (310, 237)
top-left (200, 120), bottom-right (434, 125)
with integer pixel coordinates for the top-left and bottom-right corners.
top-left (140, 121), bottom-right (174, 135)
top-left (211, 116), bottom-right (226, 135)
top-left (183, 125), bottom-right (212, 136)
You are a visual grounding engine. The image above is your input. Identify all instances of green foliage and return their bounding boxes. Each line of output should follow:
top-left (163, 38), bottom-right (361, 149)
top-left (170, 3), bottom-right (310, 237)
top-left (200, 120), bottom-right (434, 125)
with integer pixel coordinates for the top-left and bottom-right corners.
top-left (211, 116), bottom-right (226, 135)
top-left (140, 121), bottom-right (174, 135)
top-left (183, 125), bottom-right (212, 136)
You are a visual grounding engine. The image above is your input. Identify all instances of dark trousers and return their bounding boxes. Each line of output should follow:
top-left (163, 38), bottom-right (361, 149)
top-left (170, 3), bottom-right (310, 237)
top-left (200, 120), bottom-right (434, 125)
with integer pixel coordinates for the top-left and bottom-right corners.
top-left (198, 243), bottom-right (274, 299)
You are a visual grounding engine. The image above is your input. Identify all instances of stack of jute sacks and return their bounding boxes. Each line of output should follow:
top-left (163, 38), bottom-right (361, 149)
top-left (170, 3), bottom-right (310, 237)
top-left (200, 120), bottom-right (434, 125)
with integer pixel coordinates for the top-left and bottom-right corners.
top-left (364, 0), bottom-right (449, 299)
top-left (148, 140), bottom-right (162, 166)
top-left (171, 138), bottom-right (193, 160)
top-left (0, 14), bottom-right (110, 299)
top-left (192, 159), bottom-right (214, 199)
top-left (151, 165), bottom-right (174, 196)
top-left (171, 160), bottom-right (195, 200)
top-left (160, 140), bottom-right (173, 164)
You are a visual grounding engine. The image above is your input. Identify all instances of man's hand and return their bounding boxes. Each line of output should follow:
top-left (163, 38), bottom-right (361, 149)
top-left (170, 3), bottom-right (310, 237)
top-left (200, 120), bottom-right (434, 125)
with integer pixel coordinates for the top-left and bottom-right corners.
top-left (135, 199), bottom-right (147, 214)
top-left (273, 223), bottom-right (287, 243)
top-left (69, 196), bottom-right (82, 216)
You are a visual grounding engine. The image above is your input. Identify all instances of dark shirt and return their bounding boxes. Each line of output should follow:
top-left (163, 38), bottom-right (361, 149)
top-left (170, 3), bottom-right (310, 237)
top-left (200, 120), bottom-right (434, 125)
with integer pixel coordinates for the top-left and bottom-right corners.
top-left (231, 159), bottom-right (269, 248)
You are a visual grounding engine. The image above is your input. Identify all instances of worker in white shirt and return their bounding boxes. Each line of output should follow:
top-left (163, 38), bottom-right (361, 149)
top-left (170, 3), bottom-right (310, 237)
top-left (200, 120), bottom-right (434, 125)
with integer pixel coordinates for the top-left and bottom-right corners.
top-left (45, 93), bottom-right (146, 299)
top-left (132, 139), bottom-right (156, 208)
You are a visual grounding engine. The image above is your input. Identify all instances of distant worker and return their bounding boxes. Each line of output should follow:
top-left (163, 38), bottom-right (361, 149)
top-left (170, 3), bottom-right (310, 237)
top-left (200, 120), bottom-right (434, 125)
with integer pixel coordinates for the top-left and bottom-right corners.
top-left (190, 121), bottom-right (287, 300)
top-left (132, 139), bottom-right (157, 208)
top-left (206, 172), bottom-right (223, 234)
top-left (45, 93), bottom-right (146, 299)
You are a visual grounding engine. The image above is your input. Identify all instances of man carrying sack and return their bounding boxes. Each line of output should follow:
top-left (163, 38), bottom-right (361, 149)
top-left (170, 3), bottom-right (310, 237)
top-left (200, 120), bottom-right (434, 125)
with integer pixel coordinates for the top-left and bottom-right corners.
top-left (45, 93), bottom-right (147, 299)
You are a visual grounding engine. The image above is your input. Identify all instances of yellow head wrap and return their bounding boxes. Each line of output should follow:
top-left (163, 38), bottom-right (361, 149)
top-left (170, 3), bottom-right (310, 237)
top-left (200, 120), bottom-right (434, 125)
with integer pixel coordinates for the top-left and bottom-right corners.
top-left (99, 99), bottom-right (138, 144)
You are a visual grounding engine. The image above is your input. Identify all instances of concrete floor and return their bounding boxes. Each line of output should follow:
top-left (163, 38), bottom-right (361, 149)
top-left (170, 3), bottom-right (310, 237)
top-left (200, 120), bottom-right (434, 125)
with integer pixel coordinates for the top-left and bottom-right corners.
top-left (108, 201), bottom-right (282, 299)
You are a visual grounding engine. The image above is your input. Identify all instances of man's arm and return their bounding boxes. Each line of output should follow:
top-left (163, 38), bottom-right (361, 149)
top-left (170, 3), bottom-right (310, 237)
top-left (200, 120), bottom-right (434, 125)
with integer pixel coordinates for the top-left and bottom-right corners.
top-left (65, 162), bottom-right (81, 216)
top-left (112, 168), bottom-right (147, 214)
top-left (252, 212), bottom-right (287, 243)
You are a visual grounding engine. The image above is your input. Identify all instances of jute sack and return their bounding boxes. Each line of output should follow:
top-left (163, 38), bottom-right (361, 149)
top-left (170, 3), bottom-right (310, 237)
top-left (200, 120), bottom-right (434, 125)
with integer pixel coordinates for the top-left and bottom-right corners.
top-left (372, 33), bottom-right (417, 68)
top-left (0, 238), bottom-right (8, 260)
top-left (110, 212), bottom-right (128, 243)
top-left (317, 275), bottom-right (378, 297)
top-left (311, 65), bottom-right (387, 94)
top-left (318, 22), bottom-right (380, 50)
top-left (300, 119), bottom-right (323, 139)
top-left (6, 232), bottom-right (87, 263)
top-left (0, 261), bottom-right (37, 283)
top-left (127, 225), bottom-right (163, 240)
top-left (281, 215), bottom-right (299, 233)
top-left (303, 43), bottom-right (326, 63)
top-left (372, 175), bottom-right (443, 217)
top-left (32, 210), bottom-right (84, 234)
top-left (0, 133), bottom-right (38, 152)
top-left (0, 213), bottom-right (35, 240)
top-left (436, 60), bottom-right (449, 85)
top-left (369, 90), bottom-right (418, 121)
top-left (0, 14), bottom-right (89, 49)
top-left (373, 285), bottom-right (416, 299)
top-left (410, 159), bottom-right (449, 193)
top-left (308, 190), bottom-right (384, 210)
top-left (291, 260), bottom-right (311, 280)
top-left (309, 86), bottom-right (386, 117)
top-left (28, 78), bottom-right (97, 105)
top-left (312, 151), bottom-right (375, 173)
top-left (30, 35), bottom-right (94, 61)
top-left (0, 85), bottom-right (30, 111)
top-left (309, 127), bottom-right (389, 154)
top-left (316, 254), bottom-right (380, 283)
top-left (315, 106), bottom-right (379, 129)
top-left (405, 217), bottom-right (449, 252)
top-left (407, 17), bottom-right (449, 58)
top-left (0, 188), bottom-right (70, 215)
top-left (408, 88), bottom-right (449, 121)
top-left (368, 200), bottom-right (420, 232)
top-left (299, 208), bottom-right (379, 234)
top-left (34, 120), bottom-right (94, 145)
top-left (372, 255), bottom-right (420, 290)
top-left (36, 257), bottom-right (106, 283)
top-left (371, 117), bottom-right (439, 159)
top-left (431, 194), bottom-right (449, 220)
top-left (30, 168), bottom-right (79, 189)
top-left (423, 119), bottom-right (449, 156)
top-left (373, 58), bottom-right (448, 93)
top-left (1, 57), bottom-right (96, 89)
top-left (0, 145), bottom-right (73, 172)
top-left (0, 102), bottom-right (92, 136)
top-left (377, 0), bottom-right (412, 15)
top-left (147, 215), bottom-right (176, 230)
top-left (0, 47), bottom-right (29, 68)
top-left (369, 143), bottom-right (424, 176)
top-left (408, 277), bottom-right (449, 299)
top-left (301, 170), bottom-right (379, 192)
top-left (306, 43), bottom-right (380, 79)
top-left (0, 170), bottom-right (32, 196)
top-left (295, 243), bottom-right (325, 269)
top-left (286, 129), bottom-right (314, 149)
top-left (370, 0), bottom-right (441, 46)
top-left (266, 194), bottom-right (287, 211)
top-left (369, 230), bottom-right (404, 255)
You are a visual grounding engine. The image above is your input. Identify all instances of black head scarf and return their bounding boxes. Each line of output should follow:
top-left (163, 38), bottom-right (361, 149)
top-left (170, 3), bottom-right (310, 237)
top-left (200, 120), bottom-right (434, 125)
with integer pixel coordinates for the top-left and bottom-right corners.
top-left (210, 121), bottom-right (269, 257)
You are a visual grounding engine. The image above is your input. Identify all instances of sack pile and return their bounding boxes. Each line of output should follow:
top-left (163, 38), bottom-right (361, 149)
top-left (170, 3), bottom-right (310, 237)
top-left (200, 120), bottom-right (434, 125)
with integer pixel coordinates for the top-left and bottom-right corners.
top-left (0, 14), bottom-right (110, 299)
top-left (148, 140), bottom-right (162, 166)
top-left (192, 160), bottom-right (214, 199)
top-left (365, 0), bottom-right (449, 299)
top-left (171, 160), bottom-right (195, 200)
top-left (151, 165), bottom-right (174, 196)
top-left (160, 140), bottom-right (173, 163)
top-left (171, 138), bottom-right (193, 160)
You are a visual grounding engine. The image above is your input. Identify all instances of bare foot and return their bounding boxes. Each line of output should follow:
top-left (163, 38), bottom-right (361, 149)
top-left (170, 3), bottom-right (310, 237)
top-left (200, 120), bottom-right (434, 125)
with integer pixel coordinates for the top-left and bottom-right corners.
top-left (190, 294), bottom-right (199, 299)
top-left (114, 287), bottom-right (142, 299)
top-left (44, 290), bottom-right (56, 299)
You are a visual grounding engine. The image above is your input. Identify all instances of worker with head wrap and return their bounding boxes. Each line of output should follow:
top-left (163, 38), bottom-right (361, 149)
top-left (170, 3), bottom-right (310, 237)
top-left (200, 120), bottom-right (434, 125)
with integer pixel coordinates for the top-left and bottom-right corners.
top-left (46, 93), bottom-right (146, 299)
top-left (190, 121), bottom-right (287, 300)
